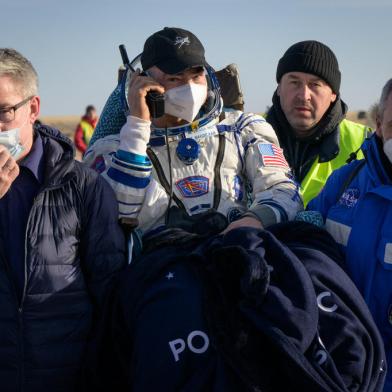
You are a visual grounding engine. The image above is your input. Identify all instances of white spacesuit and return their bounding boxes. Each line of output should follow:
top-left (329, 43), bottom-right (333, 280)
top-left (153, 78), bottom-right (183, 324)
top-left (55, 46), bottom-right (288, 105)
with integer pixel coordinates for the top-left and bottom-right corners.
top-left (85, 27), bottom-right (302, 236)
top-left (85, 85), bottom-right (302, 235)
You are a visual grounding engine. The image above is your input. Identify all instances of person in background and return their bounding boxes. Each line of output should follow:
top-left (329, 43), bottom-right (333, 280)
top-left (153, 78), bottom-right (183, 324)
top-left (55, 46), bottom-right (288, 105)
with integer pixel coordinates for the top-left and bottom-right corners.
top-left (74, 104), bottom-right (98, 155)
top-left (266, 40), bottom-right (371, 206)
top-left (0, 48), bottom-right (125, 392)
top-left (308, 78), bottom-right (392, 390)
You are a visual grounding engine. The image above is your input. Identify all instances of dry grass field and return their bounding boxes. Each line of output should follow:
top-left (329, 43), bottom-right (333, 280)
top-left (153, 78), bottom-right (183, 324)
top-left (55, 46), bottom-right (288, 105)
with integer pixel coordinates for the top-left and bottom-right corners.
top-left (346, 111), bottom-right (376, 129)
top-left (40, 110), bottom-right (375, 142)
top-left (40, 115), bottom-right (82, 159)
top-left (39, 110), bottom-right (374, 162)
top-left (40, 115), bottom-right (81, 139)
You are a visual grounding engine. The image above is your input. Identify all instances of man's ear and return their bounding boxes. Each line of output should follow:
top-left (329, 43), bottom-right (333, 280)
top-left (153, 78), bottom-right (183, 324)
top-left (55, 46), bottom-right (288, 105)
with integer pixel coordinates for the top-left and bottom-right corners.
top-left (29, 96), bottom-right (40, 124)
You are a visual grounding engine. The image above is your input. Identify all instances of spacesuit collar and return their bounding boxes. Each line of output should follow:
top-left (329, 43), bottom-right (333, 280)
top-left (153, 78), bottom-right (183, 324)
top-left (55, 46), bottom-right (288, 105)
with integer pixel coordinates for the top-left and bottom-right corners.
top-left (151, 98), bottom-right (222, 137)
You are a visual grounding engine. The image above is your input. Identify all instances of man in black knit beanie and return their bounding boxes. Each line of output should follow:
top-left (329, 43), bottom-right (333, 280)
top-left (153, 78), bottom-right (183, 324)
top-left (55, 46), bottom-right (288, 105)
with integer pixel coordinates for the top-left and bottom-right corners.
top-left (266, 40), bottom-right (371, 206)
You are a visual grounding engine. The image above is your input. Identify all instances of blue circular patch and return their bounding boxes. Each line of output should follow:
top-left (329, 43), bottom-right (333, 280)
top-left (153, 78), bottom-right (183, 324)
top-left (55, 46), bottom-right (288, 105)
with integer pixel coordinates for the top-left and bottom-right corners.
top-left (176, 138), bottom-right (200, 165)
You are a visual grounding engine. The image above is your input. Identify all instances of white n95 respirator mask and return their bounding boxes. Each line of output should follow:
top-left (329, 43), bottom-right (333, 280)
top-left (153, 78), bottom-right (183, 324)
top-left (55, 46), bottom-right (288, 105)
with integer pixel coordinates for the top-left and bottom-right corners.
top-left (164, 83), bottom-right (208, 123)
top-left (0, 128), bottom-right (25, 160)
top-left (383, 138), bottom-right (392, 164)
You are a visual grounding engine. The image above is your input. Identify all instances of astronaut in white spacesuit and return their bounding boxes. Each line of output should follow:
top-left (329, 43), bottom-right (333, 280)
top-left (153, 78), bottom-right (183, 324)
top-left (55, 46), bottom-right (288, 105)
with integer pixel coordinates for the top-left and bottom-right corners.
top-left (84, 27), bottom-right (302, 237)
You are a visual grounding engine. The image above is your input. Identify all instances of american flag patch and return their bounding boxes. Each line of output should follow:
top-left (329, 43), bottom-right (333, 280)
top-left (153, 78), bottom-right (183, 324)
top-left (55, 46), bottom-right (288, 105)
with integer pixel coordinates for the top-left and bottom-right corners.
top-left (258, 143), bottom-right (288, 168)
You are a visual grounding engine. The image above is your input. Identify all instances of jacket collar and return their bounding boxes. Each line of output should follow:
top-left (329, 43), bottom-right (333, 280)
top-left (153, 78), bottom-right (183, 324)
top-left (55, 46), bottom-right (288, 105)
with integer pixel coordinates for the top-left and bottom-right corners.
top-left (35, 125), bottom-right (76, 188)
top-left (317, 126), bottom-right (340, 163)
top-left (362, 133), bottom-right (392, 186)
top-left (19, 132), bottom-right (45, 184)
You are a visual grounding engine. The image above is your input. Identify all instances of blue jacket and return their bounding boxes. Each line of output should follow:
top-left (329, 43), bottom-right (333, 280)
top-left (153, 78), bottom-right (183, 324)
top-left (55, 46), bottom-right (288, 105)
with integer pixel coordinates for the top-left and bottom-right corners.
top-left (105, 223), bottom-right (385, 391)
top-left (0, 125), bottom-right (126, 392)
top-left (309, 133), bottom-right (392, 389)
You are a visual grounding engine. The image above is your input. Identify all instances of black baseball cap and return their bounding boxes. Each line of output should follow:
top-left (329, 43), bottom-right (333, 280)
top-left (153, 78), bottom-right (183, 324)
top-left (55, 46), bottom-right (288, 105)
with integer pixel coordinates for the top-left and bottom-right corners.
top-left (141, 27), bottom-right (206, 75)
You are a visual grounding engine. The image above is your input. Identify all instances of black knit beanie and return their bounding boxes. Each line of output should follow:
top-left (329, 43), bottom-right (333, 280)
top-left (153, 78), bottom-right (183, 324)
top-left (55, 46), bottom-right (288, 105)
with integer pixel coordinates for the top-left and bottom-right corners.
top-left (276, 40), bottom-right (341, 94)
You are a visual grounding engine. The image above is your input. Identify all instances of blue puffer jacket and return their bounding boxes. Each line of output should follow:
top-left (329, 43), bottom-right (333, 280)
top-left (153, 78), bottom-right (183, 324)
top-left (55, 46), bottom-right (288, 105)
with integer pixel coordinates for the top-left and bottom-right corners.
top-left (0, 125), bottom-right (126, 392)
top-left (309, 133), bottom-right (392, 390)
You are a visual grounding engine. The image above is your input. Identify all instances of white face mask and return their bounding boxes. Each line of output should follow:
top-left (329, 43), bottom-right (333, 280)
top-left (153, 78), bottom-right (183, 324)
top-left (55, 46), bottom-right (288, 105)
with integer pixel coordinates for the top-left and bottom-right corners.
top-left (383, 138), bottom-right (392, 164)
top-left (0, 127), bottom-right (25, 160)
top-left (164, 83), bottom-right (208, 123)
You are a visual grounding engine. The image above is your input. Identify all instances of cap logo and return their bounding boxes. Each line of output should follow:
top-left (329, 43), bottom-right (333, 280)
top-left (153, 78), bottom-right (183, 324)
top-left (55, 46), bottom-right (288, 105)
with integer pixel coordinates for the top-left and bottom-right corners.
top-left (174, 36), bottom-right (190, 48)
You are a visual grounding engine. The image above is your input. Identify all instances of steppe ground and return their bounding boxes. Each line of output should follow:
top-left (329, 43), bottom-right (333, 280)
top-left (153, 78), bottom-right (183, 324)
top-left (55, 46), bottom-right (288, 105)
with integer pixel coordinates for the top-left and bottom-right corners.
top-left (40, 115), bottom-right (82, 159)
top-left (40, 111), bottom-right (375, 161)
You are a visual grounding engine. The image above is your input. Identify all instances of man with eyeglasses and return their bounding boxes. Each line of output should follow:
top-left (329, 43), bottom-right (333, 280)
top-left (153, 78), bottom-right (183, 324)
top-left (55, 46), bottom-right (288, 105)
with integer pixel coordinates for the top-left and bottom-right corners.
top-left (0, 95), bottom-right (32, 194)
top-left (0, 48), bottom-right (126, 392)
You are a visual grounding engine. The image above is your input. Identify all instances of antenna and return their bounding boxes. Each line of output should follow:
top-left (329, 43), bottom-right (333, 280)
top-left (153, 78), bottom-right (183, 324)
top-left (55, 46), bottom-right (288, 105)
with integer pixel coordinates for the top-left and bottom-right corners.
top-left (119, 44), bottom-right (135, 72)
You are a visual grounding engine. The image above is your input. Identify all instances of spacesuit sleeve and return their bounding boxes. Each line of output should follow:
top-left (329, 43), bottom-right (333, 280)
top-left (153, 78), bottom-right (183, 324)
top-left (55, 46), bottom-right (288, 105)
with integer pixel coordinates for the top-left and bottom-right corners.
top-left (240, 113), bottom-right (303, 226)
top-left (83, 115), bottom-right (169, 233)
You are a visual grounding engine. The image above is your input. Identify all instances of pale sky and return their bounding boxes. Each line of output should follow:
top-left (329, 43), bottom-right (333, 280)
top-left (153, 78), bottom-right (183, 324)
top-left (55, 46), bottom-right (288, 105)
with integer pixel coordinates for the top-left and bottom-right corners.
top-left (2, 0), bottom-right (391, 116)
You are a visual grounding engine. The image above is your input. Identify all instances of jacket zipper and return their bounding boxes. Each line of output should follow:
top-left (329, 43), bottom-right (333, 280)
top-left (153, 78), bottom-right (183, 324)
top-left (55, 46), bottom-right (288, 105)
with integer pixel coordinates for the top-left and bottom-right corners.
top-left (294, 141), bottom-right (300, 179)
top-left (17, 196), bottom-right (39, 392)
top-left (0, 244), bottom-right (25, 391)
top-left (19, 192), bottom-right (44, 391)
top-left (294, 140), bottom-right (317, 183)
top-left (20, 197), bottom-right (36, 310)
top-left (18, 181), bottom-right (69, 390)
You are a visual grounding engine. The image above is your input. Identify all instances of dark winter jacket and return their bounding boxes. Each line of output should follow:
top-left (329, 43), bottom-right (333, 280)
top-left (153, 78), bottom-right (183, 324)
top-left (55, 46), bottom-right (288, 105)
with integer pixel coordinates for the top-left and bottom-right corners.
top-left (0, 125), bottom-right (126, 392)
top-left (107, 222), bottom-right (385, 391)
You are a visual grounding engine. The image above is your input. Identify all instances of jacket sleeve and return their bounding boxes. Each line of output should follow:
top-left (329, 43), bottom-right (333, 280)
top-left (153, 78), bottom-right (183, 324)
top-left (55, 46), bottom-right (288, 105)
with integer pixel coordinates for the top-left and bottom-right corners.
top-left (239, 113), bottom-right (303, 226)
top-left (74, 121), bottom-right (88, 154)
top-left (307, 162), bottom-right (357, 219)
top-left (79, 165), bottom-right (127, 310)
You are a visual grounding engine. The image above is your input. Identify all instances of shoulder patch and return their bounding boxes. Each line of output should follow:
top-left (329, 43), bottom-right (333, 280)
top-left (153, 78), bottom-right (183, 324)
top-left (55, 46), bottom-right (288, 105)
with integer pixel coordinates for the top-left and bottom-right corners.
top-left (338, 188), bottom-right (360, 208)
top-left (176, 176), bottom-right (209, 198)
top-left (258, 143), bottom-right (288, 168)
top-left (90, 155), bottom-right (106, 173)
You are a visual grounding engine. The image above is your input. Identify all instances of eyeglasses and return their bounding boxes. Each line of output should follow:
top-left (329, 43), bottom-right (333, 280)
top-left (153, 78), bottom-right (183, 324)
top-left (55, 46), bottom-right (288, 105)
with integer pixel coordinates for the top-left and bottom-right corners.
top-left (0, 96), bottom-right (33, 123)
